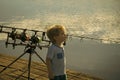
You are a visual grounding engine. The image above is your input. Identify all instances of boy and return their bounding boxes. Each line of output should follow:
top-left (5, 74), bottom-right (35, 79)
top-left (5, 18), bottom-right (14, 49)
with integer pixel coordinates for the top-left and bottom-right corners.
top-left (46, 25), bottom-right (67, 80)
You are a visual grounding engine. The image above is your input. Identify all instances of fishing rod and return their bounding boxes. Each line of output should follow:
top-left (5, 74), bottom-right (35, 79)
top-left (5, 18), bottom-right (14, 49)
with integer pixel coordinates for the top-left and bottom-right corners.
top-left (0, 25), bottom-right (119, 46)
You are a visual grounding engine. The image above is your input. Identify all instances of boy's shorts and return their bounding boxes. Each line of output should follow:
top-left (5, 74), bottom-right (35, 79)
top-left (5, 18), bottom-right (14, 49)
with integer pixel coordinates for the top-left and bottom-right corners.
top-left (50, 74), bottom-right (67, 80)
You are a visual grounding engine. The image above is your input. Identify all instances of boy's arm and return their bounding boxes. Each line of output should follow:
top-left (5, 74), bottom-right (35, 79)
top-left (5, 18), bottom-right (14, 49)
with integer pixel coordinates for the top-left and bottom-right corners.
top-left (46, 57), bottom-right (54, 79)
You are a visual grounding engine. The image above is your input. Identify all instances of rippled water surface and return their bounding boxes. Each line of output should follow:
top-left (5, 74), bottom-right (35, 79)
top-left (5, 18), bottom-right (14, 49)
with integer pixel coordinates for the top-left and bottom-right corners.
top-left (0, 0), bottom-right (120, 80)
top-left (0, 0), bottom-right (120, 42)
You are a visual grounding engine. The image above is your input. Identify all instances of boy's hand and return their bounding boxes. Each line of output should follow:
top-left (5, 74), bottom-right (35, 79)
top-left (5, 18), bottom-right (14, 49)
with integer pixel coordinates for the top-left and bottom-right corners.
top-left (48, 73), bottom-right (54, 79)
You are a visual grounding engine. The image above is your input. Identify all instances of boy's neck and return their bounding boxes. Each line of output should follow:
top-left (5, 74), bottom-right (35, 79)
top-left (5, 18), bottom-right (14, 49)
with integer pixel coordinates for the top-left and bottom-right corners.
top-left (54, 42), bottom-right (63, 48)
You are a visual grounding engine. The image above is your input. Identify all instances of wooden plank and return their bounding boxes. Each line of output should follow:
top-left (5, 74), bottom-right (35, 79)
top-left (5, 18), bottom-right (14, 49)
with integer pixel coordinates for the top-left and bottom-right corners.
top-left (0, 53), bottom-right (103, 80)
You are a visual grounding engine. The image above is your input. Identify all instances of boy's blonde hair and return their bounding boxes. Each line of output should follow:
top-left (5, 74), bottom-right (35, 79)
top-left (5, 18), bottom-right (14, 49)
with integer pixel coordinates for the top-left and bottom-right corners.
top-left (46, 25), bottom-right (66, 43)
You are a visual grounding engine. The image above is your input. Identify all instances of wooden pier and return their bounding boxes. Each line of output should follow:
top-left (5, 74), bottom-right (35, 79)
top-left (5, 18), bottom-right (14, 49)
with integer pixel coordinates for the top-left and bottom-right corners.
top-left (0, 53), bottom-right (103, 80)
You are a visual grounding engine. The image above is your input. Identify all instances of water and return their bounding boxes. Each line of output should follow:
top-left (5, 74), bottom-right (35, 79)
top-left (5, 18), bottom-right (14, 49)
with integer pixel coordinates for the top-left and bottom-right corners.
top-left (0, 0), bottom-right (120, 80)
top-left (0, 39), bottom-right (120, 80)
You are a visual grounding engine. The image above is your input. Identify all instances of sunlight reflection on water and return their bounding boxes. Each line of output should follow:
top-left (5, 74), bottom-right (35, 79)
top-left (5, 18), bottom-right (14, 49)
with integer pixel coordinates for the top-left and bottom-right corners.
top-left (0, 13), bottom-right (120, 44)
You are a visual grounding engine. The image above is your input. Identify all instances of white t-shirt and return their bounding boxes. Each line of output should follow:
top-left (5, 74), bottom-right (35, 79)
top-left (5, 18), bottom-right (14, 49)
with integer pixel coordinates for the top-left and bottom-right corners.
top-left (47, 44), bottom-right (66, 76)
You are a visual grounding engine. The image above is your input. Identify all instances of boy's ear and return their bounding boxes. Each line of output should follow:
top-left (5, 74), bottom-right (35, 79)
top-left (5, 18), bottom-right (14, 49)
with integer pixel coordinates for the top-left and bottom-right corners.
top-left (53, 36), bottom-right (57, 41)
top-left (54, 36), bottom-right (57, 39)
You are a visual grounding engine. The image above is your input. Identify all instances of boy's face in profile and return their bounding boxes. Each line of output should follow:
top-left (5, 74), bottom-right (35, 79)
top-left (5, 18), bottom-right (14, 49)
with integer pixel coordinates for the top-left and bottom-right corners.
top-left (54, 30), bottom-right (67, 44)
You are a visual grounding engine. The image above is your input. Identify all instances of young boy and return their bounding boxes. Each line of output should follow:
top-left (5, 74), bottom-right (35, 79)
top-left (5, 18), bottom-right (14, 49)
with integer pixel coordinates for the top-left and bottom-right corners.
top-left (46, 25), bottom-right (67, 80)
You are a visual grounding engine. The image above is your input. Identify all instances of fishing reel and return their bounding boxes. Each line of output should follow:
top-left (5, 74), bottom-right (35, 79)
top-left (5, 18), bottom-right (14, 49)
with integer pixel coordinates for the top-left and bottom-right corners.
top-left (9, 28), bottom-right (30, 42)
